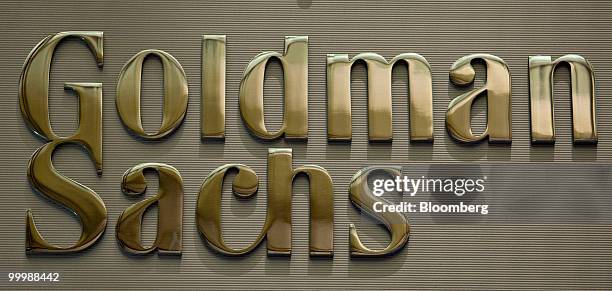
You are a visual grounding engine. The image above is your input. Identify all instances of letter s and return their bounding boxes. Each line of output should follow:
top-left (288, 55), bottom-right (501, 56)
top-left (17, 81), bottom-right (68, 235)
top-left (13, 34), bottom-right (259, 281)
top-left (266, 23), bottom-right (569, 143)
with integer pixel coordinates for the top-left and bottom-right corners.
top-left (349, 166), bottom-right (409, 257)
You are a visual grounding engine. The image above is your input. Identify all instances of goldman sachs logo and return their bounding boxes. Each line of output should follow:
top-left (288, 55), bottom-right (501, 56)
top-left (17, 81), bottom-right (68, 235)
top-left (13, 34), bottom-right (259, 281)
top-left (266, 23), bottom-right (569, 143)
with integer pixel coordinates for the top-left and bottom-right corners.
top-left (20, 32), bottom-right (598, 258)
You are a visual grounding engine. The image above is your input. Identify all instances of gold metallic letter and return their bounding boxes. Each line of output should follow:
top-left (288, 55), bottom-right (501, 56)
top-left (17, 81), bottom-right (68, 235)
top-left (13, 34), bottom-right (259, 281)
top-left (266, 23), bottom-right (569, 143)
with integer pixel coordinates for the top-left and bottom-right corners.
top-left (239, 36), bottom-right (308, 140)
top-left (196, 164), bottom-right (262, 255)
top-left (446, 54), bottom-right (511, 143)
top-left (116, 163), bottom-right (183, 255)
top-left (20, 32), bottom-right (107, 253)
top-left (202, 35), bottom-right (226, 139)
top-left (327, 53), bottom-right (433, 142)
top-left (116, 49), bottom-right (188, 139)
top-left (529, 55), bottom-right (597, 144)
top-left (267, 149), bottom-right (334, 256)
top-left (349, 166), bottom-right (409, 257)
top-left (196, 149), bottom-right (334, 256)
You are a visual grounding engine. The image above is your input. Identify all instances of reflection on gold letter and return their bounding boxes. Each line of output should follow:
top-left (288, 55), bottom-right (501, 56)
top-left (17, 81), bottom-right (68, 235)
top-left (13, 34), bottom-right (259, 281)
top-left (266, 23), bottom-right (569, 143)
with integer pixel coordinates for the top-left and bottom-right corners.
top-left (116, 49), bottom-right (188, 139)
top-left (327, 53), bottom-right (433, 142)
top-left (239, 36), bottom-right (308, 140)
top-left (349, 166), bottom-right (409, 257)
top-left (20, 32), bottom-right (107, 253)
top-left (196, 164), bottom-right (262, 255)
top-left (529, 55), bottom-right (597, 144)
top-left (446, 54), bottom-right (511, 143)
top-left (116, 163), bottom-right (183, 255)
top-left (267, 149), bottom-right (334, 256)
top-left (196, 149), bottom-right (333, 256)
top-left (202, 35), bottom-right (226, 139)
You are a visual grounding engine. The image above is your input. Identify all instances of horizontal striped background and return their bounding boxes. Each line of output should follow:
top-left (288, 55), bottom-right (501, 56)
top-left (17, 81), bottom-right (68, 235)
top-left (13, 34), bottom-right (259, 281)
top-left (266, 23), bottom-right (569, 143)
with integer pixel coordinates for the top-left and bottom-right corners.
top-left (1, 0), bottom-right (611, 289)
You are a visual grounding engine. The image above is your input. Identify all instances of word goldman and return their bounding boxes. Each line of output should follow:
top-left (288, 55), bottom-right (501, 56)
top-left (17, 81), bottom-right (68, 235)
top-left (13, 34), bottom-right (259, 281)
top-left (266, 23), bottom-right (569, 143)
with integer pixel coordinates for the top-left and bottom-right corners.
top-left (20, 32), bottom-right (599, 258)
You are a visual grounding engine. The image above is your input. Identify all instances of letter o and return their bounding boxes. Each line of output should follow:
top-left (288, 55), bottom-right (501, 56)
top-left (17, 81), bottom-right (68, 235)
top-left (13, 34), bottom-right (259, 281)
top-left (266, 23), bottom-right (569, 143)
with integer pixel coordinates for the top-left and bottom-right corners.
top-left (116, 49), bottom-right (188, 139)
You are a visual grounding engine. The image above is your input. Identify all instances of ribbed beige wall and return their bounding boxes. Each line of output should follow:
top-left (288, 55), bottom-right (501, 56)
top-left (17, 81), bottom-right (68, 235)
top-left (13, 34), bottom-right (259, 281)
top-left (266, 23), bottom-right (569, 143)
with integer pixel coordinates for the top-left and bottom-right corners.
top-left (1, 0), bottom-right (611, 289)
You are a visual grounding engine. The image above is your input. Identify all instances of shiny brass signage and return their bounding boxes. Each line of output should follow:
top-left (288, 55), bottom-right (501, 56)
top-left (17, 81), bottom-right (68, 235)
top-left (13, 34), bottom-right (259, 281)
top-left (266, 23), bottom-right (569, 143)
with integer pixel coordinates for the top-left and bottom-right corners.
top-left (349, 166), bottom-right (409, 257)
top-left (196, 148), bottom-right (334, 257)
top-left (529, 55), bottom-right (598, 144)
top-left (20, 31), bottom-right (107, 253)
top-left (19, 31), bottom-right (601, 258)
top-left (327, 53), bottom-right (433, 142)
top-left (202, 35), bottom-right (227, 139)
top-left (116, 163), bottom-right (184, 255)
top-left (116, 49), bottom-right (188, 140)
top-left (446, 54), bottom-right (512, 143)
top-left (239, 36), bottom-right (308, 140)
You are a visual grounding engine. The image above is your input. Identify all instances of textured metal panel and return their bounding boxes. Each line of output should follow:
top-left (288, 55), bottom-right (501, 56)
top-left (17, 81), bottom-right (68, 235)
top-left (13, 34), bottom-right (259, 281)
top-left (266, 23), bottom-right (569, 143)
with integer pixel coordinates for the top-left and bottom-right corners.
top-left (0, 0), bottom-right (611, 289)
